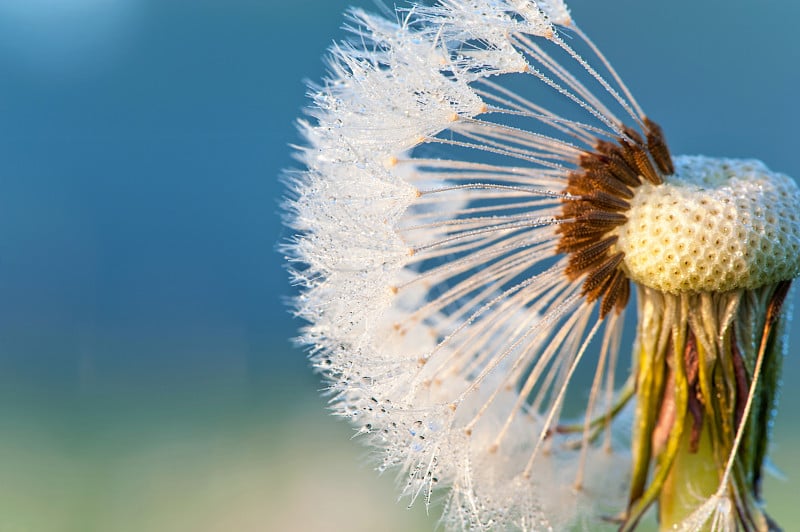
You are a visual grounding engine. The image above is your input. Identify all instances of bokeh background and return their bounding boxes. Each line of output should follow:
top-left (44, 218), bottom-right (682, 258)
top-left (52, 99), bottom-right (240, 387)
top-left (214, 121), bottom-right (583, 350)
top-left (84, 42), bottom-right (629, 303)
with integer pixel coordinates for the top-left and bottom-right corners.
top-left (0, 0), bottom-right (798, 530)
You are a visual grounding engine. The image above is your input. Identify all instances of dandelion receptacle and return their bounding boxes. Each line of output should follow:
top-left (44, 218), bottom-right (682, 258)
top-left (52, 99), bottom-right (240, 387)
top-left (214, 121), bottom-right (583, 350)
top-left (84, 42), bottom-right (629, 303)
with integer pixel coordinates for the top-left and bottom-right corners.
top-left (284, 1), bottom-right (800, 530)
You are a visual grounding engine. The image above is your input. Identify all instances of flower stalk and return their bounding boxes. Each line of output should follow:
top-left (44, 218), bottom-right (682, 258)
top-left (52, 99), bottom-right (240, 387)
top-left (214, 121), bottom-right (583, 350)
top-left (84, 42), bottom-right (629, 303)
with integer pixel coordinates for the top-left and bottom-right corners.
top-left (622, 283), bottom-right (791, 531)
top-left (659, 410), bottom-right (719, 530)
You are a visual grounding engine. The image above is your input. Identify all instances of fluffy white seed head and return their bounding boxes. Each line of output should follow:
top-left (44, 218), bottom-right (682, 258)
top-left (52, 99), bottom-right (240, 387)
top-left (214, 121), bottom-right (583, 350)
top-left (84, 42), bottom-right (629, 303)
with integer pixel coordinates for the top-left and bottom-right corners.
top-left (286, 0), bottom-right (799, 530)
top-left (616, 156), bottom-right (800, 293)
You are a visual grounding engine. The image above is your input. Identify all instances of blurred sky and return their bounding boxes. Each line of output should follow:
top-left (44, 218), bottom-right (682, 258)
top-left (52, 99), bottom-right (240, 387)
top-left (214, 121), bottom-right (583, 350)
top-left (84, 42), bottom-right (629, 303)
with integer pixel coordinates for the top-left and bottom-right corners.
top-left (0, 0), bottom-right (799, 530)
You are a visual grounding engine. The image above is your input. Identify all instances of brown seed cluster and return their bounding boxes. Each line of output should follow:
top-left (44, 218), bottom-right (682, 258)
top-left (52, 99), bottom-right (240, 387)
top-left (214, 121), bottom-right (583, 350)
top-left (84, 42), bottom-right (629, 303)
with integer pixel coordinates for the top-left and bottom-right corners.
top-left (556, 117), bottom-right (674, 317)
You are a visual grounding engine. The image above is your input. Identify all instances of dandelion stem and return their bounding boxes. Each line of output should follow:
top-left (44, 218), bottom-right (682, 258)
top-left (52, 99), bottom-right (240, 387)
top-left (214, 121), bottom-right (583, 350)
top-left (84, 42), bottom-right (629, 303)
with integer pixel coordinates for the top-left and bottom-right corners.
top-left (658, 414), bottom-right (719, 531)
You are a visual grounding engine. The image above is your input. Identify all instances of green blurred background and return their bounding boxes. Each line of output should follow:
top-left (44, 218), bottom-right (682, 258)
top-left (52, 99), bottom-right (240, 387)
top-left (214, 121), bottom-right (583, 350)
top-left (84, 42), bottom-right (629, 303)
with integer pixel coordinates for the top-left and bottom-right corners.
top-left (0, 0), bottom-right (798, 530)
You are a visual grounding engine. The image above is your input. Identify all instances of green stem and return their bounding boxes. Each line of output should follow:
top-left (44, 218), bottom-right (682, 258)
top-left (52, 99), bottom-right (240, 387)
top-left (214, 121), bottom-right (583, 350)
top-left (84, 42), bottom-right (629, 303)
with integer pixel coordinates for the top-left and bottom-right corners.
top-left (658, 414), bottom-right (719, 531)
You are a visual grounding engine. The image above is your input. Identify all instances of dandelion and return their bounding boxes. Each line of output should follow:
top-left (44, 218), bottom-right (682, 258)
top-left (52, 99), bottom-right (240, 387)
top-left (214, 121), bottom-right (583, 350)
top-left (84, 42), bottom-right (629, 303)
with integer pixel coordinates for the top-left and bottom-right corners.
top-left (284, 1), bottom-right (800, 530)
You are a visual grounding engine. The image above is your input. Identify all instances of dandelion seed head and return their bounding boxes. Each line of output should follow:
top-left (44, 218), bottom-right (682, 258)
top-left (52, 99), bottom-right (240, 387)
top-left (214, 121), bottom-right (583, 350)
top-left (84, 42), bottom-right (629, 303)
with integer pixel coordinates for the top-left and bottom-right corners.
top-left (285, 0), bottom-right (798, 530)
top-left (616, 156), bottom-right (800, 293)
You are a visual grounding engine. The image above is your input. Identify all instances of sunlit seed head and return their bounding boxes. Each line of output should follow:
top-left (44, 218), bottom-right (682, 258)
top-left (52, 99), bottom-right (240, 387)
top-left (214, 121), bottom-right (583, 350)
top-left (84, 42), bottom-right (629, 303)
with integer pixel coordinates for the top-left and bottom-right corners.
top-left (616, 155), bottom-right (800, 293)
top-left (285, 0), bottom-right (798, 530)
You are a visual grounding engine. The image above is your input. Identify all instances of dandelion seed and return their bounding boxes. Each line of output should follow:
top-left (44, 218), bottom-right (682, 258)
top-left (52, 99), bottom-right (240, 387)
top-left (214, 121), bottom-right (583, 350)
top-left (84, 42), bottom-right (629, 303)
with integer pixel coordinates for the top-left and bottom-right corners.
top-left (284, 1), bottom-right (800, 530)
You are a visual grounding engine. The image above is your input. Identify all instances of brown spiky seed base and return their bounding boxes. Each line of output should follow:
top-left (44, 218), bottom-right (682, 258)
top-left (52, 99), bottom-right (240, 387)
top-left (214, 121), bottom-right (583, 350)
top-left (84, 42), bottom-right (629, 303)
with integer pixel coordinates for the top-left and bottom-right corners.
top-left (557, 118), bottom-right (674, 318)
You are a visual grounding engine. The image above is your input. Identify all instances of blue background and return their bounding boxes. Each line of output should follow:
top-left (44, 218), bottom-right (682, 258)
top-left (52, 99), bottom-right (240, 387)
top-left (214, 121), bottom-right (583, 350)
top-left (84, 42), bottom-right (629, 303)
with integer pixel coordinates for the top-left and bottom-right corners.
top-left (0, 0), bottom-right (798, 530)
